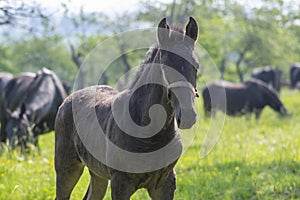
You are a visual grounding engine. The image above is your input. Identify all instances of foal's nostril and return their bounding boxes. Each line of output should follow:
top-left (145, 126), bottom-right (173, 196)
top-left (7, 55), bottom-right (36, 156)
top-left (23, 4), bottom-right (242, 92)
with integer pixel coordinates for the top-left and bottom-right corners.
top-left (195, 88), bottom-right (199, 98)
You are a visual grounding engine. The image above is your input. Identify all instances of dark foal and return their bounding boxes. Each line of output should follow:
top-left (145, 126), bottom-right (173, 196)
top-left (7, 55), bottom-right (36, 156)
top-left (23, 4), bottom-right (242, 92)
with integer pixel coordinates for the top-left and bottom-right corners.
top-left (55, 17), bottom-right (199, 200)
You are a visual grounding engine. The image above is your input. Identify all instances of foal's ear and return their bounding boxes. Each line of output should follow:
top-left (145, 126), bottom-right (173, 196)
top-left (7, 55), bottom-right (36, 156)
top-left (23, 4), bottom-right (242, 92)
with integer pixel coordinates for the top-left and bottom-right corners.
top-left (185, 17), bottom-right (198, 42)
top-left (157, 18), bottom-right (170, 45)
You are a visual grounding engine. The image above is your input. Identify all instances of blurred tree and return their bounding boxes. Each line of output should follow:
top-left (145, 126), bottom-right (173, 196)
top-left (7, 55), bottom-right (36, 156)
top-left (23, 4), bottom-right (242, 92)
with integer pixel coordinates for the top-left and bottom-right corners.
top-left (1, 0), bottom-right (299, 86)
top-left (137, 0), bottom-right (300, 82)
top-left (225, 1), bottom-right (300, 81)
top-left (6, 36), bottom-right (76, 81)
top-left (64, 8), bottom-right (149, 88)
top-left (0, 0), bottom-right (47, 26)
top-left (138, 0), bottom-right (197, 24)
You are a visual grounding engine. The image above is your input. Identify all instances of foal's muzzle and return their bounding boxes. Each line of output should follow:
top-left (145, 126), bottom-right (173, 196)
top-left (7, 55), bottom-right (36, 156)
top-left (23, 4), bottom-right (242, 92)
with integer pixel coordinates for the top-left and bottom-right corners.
top-left (168, 81), bottom-right (198, 129)
top-left (176, 108), bottom-right (197, 129)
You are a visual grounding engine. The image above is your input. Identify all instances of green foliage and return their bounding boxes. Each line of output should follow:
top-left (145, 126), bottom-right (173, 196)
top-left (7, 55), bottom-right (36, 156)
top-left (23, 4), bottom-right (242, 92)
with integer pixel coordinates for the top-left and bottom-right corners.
top-left (0, 36), bottom-right (77, 82)
top-left (0, 0), bottom-right (299, 84)
top-left (0, 45), bottom-right (14, 72)
top-left (0, 89), bottom-right (299, 199)
top-left (138, 0), bottom-right (300, 81)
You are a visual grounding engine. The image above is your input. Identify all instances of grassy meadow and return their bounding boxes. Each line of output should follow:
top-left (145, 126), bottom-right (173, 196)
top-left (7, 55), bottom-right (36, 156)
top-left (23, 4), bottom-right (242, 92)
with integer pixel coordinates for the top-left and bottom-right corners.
top-left (0, 88), bottom-right (299, 200)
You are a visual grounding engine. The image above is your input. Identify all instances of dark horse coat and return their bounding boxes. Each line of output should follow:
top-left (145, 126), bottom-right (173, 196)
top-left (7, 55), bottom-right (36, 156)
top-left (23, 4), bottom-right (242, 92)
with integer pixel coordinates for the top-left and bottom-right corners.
top-left (290, 63), bottom-right (300, 89)
top-left (202, 79), bottom-right (287, 119)
top-left (0, 72), bottom-right (13, 93)
top-left (252, 66), bottom-right (282, 92)
top-left (0, 72), bottom-right (13, 121)
top-left (0, 72), bottom-right (35, 142)
top-left (55, 17), bottom-right (199, 200)
top-left (0, 68), bottom-right (66, 146)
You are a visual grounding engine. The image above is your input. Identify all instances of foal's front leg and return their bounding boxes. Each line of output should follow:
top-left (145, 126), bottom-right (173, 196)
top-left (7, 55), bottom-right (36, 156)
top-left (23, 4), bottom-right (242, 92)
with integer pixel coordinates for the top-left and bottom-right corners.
top-left (83, 170), bottom-right (108, 200)
top-left (110, 172), bottom-right (138, 200)
top-left (147, 171), bottom-right (176, 200)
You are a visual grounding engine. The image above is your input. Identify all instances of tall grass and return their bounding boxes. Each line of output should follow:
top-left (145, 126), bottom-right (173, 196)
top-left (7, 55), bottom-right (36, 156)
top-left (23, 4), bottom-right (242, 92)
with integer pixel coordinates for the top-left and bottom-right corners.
top-left (0, 89), bottom-right (299, 199)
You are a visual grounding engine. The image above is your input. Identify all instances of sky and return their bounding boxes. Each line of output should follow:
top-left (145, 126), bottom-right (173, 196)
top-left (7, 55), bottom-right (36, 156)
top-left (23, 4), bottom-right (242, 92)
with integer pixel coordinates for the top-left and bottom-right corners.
top-left (3, 0), bottom-right (297, 39)
top-left (35, 0), bottom-right (172, 15)
top-left (33, 0), bottom-right (300, 18)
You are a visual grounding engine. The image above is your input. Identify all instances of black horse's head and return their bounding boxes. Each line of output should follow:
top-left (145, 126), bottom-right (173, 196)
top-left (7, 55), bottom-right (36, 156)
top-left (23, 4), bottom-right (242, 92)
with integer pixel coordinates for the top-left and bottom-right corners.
top-left (268, 97), bottom-right (288, 116)
top-left (157, 17), bottom-right (199, 129)
top-left (6, 110), bottom-right (30, 146)
top-left (290, 65), bottom-right (300, 89)
top-left (261, 84), bottom-right (288, 116)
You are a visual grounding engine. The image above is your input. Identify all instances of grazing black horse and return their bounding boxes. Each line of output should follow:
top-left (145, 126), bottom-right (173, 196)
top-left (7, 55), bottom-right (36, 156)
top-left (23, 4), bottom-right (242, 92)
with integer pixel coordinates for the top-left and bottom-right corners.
top-left (0, 72), bottom-right (13, 120)
top-left (55, 17), bottom-right (199, 200)
top-left (202, 79), bottom-right (287, 119)
top-left (252, 66), bottom-right (282, 92)
top-left (0, 72), bottom-right (13, 92)
top-left (290, 63), bottom-right (300, 89)
top-left (1, 68), bottom-right (66, 146)
top-left (0, 72), bottom-right (36, 143)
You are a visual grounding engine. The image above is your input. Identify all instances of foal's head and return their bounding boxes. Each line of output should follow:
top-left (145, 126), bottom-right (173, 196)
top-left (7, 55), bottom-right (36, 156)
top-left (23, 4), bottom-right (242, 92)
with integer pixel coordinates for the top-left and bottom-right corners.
top-left (157, 17), bottom-right (199, 129)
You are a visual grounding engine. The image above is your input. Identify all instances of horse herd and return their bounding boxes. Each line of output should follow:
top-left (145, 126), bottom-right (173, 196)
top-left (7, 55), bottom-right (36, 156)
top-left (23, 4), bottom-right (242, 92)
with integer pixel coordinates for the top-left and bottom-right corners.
top-left (0, 17), bottom-right (299, 199)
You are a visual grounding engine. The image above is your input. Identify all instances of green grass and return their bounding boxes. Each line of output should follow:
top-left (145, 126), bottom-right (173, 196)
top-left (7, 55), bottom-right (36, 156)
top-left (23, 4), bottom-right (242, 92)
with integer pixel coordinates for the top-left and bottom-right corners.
top-left (0, 89), bottom-right (300, 199)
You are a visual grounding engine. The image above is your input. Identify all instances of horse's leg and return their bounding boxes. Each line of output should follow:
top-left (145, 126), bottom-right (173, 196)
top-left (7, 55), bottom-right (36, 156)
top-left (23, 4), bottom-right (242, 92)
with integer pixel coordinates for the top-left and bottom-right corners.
top-left (147, 171), bottom-right (176, 200)
top-left (211, 108), bottom-right (216, 117)
top-left (245, 113), bottom-right (252, 121)
top-left (204, 107), bottom-right (210, 117)
top-left (255, 109), bottom-right (262, 121)
top-left (0, 115), bottom-right (7, 143)
top-left (203, 99), bottom-right (212, 117)
top-left (83, 170), bottom-right (108, 200)
top-left (0, 125), bottom-right (5, 143)
top-left (55, 161), bottom-right (84, 200)
top-left (55, 137), bottom-right (84, 199)
top-left (111, 172), bottom-right (137, 200)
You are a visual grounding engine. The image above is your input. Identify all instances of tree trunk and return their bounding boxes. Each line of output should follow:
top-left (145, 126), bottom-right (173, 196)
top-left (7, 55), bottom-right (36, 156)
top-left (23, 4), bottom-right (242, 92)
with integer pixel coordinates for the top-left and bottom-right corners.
top-left (70, 44), bottom-right (85, 89)
top-left (220, 57), bottom-right (226, 80)
top-left (235, 43), bottom-right (252, 82)
top-left (236, 61), bottom-right (244, 82)
top-left (169, 0), bottom-right (176, 24)
top-left (117, 38), bottom-right (131, 83)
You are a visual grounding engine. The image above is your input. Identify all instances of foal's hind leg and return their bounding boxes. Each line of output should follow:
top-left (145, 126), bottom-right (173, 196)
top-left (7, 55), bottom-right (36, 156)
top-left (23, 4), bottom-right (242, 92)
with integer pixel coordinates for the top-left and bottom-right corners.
top-left (83, 170), bottom-right (108, 200)
top-left (55, 136), bottom-right (84, 199)
top-left (147, 172), bottom-right (176, 200)
top-left (55, 162), bottom-right (84, 200)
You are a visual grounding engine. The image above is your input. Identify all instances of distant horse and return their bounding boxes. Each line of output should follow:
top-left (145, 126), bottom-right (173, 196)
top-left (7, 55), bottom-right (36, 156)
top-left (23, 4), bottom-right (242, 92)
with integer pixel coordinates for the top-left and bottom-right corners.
top-left (202, 79), bottom-right (287, 119)
top-left (1, 68), bottom-right (66, 147)
top-left (55, 17), bottom-right (199, 199)
top-left (0, 72), bottom-right (13, 122)
top-left (290, 63), bottom-right (300, 89)
top-left (252, 66), bottom-right (282, 92)
top-left (0, 72), bottom-right (35, 143)
top-left (0, 72), bottom-right (13, 92)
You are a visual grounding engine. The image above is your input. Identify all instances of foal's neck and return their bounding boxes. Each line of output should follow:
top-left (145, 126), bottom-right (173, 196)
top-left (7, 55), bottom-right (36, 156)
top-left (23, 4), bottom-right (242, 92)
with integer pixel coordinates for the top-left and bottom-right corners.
top-left (129, 65), bottom-right (175, 131)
